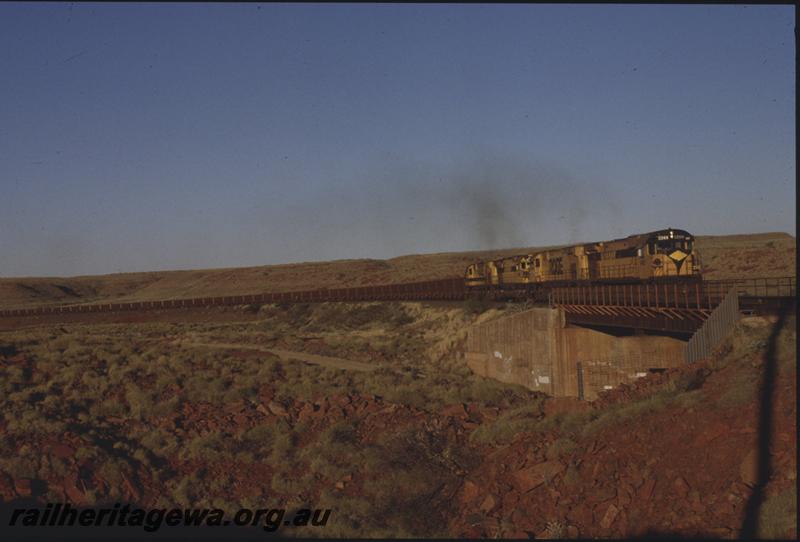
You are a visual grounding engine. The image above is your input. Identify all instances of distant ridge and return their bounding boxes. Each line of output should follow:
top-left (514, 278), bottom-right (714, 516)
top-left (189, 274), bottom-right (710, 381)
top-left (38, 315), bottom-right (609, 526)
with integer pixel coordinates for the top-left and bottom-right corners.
top-left (0, 232), bottom-right (795, 309)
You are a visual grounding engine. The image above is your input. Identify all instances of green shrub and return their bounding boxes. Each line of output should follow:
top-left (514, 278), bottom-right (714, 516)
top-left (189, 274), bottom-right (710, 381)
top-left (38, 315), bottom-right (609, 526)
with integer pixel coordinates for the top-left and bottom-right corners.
top-left (358, 429), bottom-right (456, 537)
top-left (301, 421), bottom-right (361, 481)
top-left (758, 482), bottom-right (797, 539)
top-left (546, 437), bottom-right (578, 460)
top-left (1, 456), bottom-right (38, 479)
top-left (562, 463), bottom-right (581, 487)
top-left (140, 428), bottom-right (179, 457)
top-left (241, 424), bottom-right (276, 453)
top-left (464, 295), bottom-right (491, 315)
top-left (268, 422), bottom-right (297, 463)
top-left (717, 370), bottom-right (758, 408)
top-left (183, 432), bottom-right (226, 462)
top-left (124, 384), bottom-right (156, 420)
top-left (469, 400), bottom-right (545, 445)
top-left (315, 491), bottom-right (373, 537)
top-left (90, 397), bottom-right (127, 419)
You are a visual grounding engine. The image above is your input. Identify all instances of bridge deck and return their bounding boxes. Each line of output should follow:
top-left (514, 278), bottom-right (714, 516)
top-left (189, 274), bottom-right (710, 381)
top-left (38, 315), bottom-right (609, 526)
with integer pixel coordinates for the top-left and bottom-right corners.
top-left (549, 277), bottom-right (795, 333)
top-left (0, 276), bottom-right (794, 333)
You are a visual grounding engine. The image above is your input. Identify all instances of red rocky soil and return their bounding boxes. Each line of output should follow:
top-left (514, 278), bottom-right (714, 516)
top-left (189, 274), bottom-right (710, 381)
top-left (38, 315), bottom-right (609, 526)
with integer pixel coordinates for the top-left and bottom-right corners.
top-left (449, 348), bottom-right (797, 538)
top-left (0, 317), bottom-right (796, 538)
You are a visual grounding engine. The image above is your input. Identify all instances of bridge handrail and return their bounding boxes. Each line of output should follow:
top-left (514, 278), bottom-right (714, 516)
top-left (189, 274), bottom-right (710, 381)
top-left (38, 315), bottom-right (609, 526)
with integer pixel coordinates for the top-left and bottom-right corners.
top-left (703, 276), bottom-right (795, 298)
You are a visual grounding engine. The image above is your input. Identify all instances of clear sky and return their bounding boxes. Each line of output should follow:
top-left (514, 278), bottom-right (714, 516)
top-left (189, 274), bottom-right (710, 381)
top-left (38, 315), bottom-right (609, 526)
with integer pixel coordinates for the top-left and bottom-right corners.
top-left (0, 3), bottom-right (795, 277)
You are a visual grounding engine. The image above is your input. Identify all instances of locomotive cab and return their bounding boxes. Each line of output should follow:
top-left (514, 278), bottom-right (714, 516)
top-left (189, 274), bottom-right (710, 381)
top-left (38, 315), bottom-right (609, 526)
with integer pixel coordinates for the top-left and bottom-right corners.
top-left (645, 228), bottom-right (697, 277)
top-left (465, 262), bottom-right (488, 287)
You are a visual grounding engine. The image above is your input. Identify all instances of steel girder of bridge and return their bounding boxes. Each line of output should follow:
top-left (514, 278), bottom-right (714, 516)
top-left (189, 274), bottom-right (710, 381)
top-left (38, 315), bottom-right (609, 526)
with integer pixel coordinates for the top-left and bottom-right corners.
top-left (548, 277), bottom-right (795, 333)
top-left (556, 304), bottom-right (708, 333)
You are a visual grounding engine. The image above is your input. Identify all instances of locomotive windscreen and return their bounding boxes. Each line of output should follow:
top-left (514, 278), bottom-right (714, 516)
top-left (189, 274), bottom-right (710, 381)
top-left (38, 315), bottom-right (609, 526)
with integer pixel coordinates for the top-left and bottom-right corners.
top-left (648, 231), bottom-right (693, 254)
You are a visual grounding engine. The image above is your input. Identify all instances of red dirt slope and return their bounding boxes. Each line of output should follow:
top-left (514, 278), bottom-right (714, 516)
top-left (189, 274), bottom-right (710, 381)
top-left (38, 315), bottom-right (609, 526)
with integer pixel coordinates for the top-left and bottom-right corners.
top-left (450, 314), bottom-right (796, 539)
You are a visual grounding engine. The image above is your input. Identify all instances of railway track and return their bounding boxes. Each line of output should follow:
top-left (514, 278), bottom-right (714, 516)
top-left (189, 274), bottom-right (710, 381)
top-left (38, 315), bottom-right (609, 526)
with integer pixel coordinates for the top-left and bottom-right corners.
top-left (0, 276), bottom-right (794, 320)
top-left (0, 278), bottom-right (466, 318)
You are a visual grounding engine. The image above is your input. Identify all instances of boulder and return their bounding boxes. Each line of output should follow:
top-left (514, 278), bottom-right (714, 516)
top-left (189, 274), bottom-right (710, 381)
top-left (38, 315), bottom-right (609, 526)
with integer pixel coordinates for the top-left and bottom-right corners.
top-left (257, 385), bottom-right (274, 403)
top-left (599, 503), bottom-right (619, 529)
top-left (638, 477), bottom-right (656, 500)
top-left (512, 460), bottom-right (564, 493)
top-left (440, 403), bottom-right (468, 419)
top-left (121, 472), bottom-right (142, 502)
top-left (585, 484), bottom-right (617, 505)
top-left (50, 444), bottom-right (76, 460)
top-left (267, 401), bottom-right (289, 417)
top-left (501, 489), bottom-right (520, 510)
top-left (479, 494), bottom-right (496, 513)
top-left (14, 478), bottom-right (32, 497)
top-left (297, 403), bottom-right (316, 423)
top-left (460, 479), bottom-right (481, 504)
top-left (223, 399), bottom-right (247, 414)
top-left (739, 448), bottom-right (758, 487)
top-left (0, 472), bottom-right (15, 500)
top-left (672, 476), bottom-right (690, 497)
top-left (63, 474), bottom-right (88, 505)
top-left (566, 504), bottom-right (592, 529)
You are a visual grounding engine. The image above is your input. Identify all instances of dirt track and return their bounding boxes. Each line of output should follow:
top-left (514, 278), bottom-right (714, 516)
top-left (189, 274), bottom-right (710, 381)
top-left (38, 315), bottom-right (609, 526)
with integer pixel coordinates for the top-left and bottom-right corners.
top-left (175, 340), bottom-right (377, 372)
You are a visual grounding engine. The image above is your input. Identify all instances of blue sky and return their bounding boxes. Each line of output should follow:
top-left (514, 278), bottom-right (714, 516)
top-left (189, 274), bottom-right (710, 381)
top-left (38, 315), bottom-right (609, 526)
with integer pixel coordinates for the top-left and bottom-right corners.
top-left (0, 3), bottom-right (794, 276)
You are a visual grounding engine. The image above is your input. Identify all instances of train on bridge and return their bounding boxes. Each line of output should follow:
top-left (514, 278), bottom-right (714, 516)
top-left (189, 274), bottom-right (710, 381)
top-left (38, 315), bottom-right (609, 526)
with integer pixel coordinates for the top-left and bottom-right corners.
top-left (465, 228), bottom-right (699, 290)
top-left (1, 227), bottom-right (793, 322)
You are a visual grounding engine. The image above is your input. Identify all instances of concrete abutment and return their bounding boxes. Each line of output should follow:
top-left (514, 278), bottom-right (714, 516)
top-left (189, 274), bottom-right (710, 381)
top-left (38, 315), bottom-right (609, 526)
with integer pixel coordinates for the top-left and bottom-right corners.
top-left (464, 307), bottom-right (686, 400)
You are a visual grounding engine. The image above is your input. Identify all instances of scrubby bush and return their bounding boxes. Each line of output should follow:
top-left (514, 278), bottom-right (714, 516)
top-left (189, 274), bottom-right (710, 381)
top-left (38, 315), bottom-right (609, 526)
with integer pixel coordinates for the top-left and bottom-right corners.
top-left (546, 437), bottom-right (578, 460)
top-left (140, 428), bottom-right (179, 458)
top-left (170, 474), bottom-right (203, 507)
top-left (124, 383), bottom-right (156, 420)
top-left (241, 423), bottom-right (276, 453)
top-left (758, 482), bottom-right (797, 539)
top-left (358, 427), bottom-right (460, 537)
top-left (464, 295), bottom-right (491, 314)
top-left (469, 400), bottom-right (546, 445)
top-left (183, 432), bottom-right (226, 462)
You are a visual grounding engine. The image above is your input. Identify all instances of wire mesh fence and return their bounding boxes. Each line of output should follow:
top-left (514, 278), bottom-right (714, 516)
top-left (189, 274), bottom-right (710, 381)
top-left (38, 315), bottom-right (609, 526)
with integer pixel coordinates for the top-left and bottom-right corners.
top-left (577, 352), bottom-right (684, 400)
top-left (684, 287), bottom-right (741, 363)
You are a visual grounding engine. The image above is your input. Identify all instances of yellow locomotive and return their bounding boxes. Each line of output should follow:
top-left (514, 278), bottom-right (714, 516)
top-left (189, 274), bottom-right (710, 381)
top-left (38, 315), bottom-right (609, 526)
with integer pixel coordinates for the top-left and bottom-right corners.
top-left (465, 228), bottom-right (699, 289)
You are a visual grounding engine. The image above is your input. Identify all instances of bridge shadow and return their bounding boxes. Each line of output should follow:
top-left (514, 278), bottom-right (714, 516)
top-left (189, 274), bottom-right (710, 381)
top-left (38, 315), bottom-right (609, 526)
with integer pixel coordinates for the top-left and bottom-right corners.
top-left (738, 301), bottom-right (792, 540)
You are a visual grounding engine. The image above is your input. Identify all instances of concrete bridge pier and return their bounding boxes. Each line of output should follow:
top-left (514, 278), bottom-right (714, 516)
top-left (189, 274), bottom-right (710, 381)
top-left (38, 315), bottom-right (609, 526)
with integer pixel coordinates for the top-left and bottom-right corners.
top-left (464, 307), bottom-right (686, 400)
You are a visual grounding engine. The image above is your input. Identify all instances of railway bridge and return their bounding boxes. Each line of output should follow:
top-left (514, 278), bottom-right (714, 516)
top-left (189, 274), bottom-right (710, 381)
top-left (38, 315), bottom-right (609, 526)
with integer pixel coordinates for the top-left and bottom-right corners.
top-left (547, 277), bottom-right (796, 335)
top-left (0, 276), bottom-right (794, 334)
top-left (465, 276), bottom-right (794, 399)
top-left (1, 275), bottom-right (794, 399)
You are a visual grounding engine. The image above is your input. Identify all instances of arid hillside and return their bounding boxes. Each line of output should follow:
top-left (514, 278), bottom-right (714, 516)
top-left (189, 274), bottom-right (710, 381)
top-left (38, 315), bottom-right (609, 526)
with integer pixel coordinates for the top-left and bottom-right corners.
top-left (0, 247), bottom-right (541, 309)
top-left (0, 232), bottom-right (795, 309)
top-left (0, 300), bottom-right (795, 538)
top-left (693, 232), bottom-right (796, 279)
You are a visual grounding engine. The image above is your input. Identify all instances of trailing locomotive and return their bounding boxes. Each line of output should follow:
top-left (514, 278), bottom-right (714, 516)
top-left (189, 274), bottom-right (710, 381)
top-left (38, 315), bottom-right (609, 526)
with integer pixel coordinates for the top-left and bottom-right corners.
top-left (465, 228), bottom-right (700, 290)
